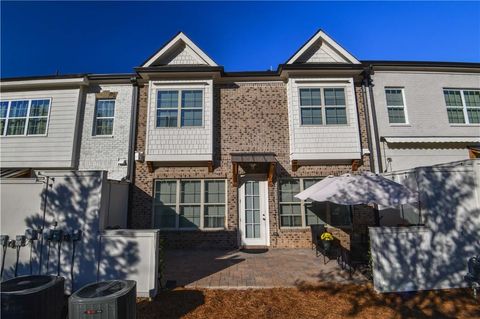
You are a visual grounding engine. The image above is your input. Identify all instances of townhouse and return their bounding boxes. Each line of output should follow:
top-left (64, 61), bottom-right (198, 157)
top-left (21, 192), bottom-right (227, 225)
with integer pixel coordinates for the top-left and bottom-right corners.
top-left (1, 30), bottom-right (478, 250)
top-left (0, 74), bottom-right (136, 180)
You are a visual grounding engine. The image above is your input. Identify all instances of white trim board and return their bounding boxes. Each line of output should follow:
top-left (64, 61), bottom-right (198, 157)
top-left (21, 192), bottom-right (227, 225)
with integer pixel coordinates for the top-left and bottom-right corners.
top-left (286, 30), bottom-right (360, 65)
top-left (142, 32), bottom-right (217, 67)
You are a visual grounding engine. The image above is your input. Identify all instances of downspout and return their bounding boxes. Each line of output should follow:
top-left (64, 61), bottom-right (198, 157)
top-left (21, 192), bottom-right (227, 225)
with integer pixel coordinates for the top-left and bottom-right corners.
top-left (363, 66), bottom-right (382, 226)
top-left (126, 76), bottom-right (139, 182)
top-left (361, 74), bottom-right (375, 172)
top-left (365, 65), bottom-right (383, 173)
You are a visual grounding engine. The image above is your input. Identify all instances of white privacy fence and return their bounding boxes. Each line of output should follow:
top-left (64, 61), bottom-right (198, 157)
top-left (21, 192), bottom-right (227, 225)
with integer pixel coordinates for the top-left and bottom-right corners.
top-left (0, 170), bottom-right (160, 297)
top-left (370, 160), bottom-right (480, 292)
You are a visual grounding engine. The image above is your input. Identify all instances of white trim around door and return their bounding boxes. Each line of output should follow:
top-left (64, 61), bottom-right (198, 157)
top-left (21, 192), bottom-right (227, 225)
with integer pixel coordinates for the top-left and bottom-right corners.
top-left (238, 178), bottom-right (270, 247)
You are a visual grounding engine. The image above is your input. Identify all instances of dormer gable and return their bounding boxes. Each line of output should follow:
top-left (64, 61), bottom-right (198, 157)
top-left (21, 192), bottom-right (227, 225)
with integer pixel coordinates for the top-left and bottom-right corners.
top-left (286, 30), bottom-right (360, 65)
top-left (141, 32), bottom-right (218, 67)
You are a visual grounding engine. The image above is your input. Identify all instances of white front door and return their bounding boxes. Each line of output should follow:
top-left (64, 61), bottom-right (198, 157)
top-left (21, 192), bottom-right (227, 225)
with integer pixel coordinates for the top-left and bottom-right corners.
top-left (239, 179), bottom-right (270, 246)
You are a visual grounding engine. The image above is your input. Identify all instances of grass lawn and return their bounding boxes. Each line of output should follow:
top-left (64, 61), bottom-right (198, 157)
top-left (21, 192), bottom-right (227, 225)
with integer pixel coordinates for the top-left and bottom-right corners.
top-left (137, 283), bottom-right (480, 319)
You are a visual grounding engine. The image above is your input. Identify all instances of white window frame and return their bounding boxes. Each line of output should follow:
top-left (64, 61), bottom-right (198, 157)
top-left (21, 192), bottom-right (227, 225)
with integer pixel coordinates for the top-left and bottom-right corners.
top-left (298, 87), bottom-right (348, 126)
top-left (278, 177), bottom-right (352, 229)
top-left (0, 98), bottom-right (52, 137)
top-left (93, 99), bottom-right (116, 136)
top-left (444, 88), bottom-right (480, 125)
top-left (152, 179), bottom-right (227, 230)
top-left (155, 89), bottom-right (204, 128)
top-left (385, 87), bottom-right (409, 125)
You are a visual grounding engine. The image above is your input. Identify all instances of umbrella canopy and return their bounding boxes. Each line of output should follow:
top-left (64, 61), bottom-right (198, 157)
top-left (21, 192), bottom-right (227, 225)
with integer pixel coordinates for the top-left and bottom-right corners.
top-left (295, 173), bottom-right (418, 207)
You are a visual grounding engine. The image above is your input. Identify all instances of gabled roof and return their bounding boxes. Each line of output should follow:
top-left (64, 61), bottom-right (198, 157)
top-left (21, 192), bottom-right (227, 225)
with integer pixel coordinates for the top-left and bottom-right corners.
top-left (286, 29), bottom-right (360, 65)
top-left (141, 32), bottom-right (218, 68)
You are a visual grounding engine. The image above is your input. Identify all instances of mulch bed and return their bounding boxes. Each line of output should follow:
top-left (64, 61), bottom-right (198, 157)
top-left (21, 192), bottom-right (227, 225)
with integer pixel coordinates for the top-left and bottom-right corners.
top-left (137, 283), bottom-right (480, 319)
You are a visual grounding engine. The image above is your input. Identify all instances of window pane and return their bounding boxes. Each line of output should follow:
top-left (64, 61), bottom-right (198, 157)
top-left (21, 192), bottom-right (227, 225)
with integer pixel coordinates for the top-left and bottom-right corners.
top-left (385, 89), bottom-right (404, 106)
top-left (9, 101), bottom-right (29, 117)
top-left (96, 100), bottom-right (115, 117)
top-left (301, 107), bottom-right (322, 125)
top-left (279, 180), bottom-right (301, 202)
top-left (179, 205), bottom-right (200, 228)
top-left (0, 101), bottom-right (8, 118)
top-left (154, 205), bottom-right (176, 228)
top-left (181, 181), bottom-right (201, 203)
top-left (304, 179), bottom-right (321, 189)
top-left (30, 100), bottom-right (50, 117)
top-left (443, 90), bottom-right (463, 107)
top-left (205, 181), bottom-right (225, 203)
top-left (157, 91), bottom-right (178, 109)
top-left (0, 119), bottom-right (5, 135)
top-left (279, 204), bottom-right (302, 227)
top-left (157, 110), bottom-right (178, 127)
top-left (204, 205), bottom-right (225, 228)
top-left (447, 108), bottom-right (465, 123)
top-left (324, 88), bottom-right (345, 106)
top-left (388, 107), bottom-right (406, 124)
top-left (6, 118), bottom-right (26, 135)
top-left (181, 90), bottom-right (203, 108)
top-left (181, 109), bottom-right (202, 126)
top-left (27, 118), bottom-right (48, 135)
top-left (325, 107), bottom-right (347, 124)
top-left (464, 91), bottom-right (480, 107)
top-left (155, 181), bottom-right (177, 204)
top-left (329, 203), bottom-right (351, 226)
top-left (300, 88), bottom-right (321, 106)
top-left (305, 202), bottom-right (328, 226)
top-left (95, 119), bottom-right (114, 135)
top-left (467, 108), bottom-right (480, 124)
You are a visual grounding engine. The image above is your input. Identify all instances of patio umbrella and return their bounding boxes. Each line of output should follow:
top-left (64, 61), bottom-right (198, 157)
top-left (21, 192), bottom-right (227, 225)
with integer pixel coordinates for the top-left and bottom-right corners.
top-left (295, 172), bottom-right (418, 207)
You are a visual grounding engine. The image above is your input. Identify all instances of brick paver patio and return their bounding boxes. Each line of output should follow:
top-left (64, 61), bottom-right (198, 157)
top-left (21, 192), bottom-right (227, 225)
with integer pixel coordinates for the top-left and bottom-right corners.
top-left (164, 249), bottom-right (368, 289)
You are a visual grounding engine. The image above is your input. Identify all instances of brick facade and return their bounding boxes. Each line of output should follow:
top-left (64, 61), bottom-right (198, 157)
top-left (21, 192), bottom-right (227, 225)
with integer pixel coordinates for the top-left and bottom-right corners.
top-left (130, 80), bottom-right (375, 249)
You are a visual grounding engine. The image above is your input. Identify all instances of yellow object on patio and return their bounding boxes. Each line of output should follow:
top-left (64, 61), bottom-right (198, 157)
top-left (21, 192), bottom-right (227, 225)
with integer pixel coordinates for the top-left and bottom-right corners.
top-left (320, 232), bottom-right (334, 241)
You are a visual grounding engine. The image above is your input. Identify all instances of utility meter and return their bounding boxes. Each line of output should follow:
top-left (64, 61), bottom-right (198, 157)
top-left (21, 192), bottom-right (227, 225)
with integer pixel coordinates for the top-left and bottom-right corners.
top-left (15, 235), bottom-right (26, 247)
top-left (51, 230), bottom-right (63, 242)
top-left (25, 229), bottom-right (38, 241)
top-left (0, 235), bottom-right (9, 246)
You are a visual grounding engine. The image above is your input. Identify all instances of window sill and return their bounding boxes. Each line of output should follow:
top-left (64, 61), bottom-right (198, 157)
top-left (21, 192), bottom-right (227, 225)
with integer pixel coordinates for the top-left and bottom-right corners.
top-left (154, 126), bottom-right (206, 130)
top-left (155, 228), bottom-right (227, 232)
top-left (1, 134), bottom-right (48, 138)
top-left (389, 124), bottom-right (411, 127)
top-left (449, 124), bottom-right (480, 127)
top-left (91, 135), bottom-right (115, 138)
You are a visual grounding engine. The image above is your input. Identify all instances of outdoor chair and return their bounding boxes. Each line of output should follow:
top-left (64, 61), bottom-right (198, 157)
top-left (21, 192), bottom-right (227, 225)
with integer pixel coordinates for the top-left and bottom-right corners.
top-left (310, 224), bottom-right (325, 254)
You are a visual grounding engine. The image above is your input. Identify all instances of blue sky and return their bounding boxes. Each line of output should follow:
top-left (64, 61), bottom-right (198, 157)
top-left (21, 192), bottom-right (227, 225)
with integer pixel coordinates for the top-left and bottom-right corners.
top-left (1, 1), bottom-right (479, 77)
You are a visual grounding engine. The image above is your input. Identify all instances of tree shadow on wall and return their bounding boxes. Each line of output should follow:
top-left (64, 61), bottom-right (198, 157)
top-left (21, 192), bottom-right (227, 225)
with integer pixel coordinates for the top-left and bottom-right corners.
top-left (7, 171), bottom-right (140, 293)
top-left (295, 162), bottom-right (480, 318)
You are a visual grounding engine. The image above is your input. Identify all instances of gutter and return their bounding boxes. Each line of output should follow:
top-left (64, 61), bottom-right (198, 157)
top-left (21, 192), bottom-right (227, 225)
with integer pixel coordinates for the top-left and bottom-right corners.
top-left (364, 65), bottom-right (383, 173)
top-left (360, 72), bottom-right (375, 172)
top-left (126, 77), bottom-right (139, 182)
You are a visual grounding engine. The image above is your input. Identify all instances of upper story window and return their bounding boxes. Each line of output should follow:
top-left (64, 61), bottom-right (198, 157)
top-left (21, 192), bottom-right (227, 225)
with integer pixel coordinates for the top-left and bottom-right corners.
top-left (278, 178), bottom-right (351, 228)
top-left (444, 89), bottom-right (480, 124)
top-left (0, 99), bottom-right (51, 136)
top-left (156, 90), bottom-right (203, 128)
top-left (299, 88), bottom-right (347, 125)
top-left (385, 88), bottom-right (407, 124)
top-left (153, 179), bottom-right (226, 230)
top-left (94, 99), bottom-right (115, 136)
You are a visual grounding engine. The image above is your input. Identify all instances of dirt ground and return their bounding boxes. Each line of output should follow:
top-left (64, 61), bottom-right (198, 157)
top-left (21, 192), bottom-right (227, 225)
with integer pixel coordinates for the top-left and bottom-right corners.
top-left (137, 283), bottom-right (480, 319)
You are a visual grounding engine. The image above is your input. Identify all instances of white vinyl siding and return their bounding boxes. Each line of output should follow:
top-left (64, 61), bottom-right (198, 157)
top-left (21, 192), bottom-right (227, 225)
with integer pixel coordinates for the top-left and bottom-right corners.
top-left (444, 89), bottom-right (480, 124)
top-left (156, 89), bottom-right (203, 128)
top-left (153, 179), bottom-right (227, 230)
top-left (0, 99), bottom-right (51, 136)
top-left (0, 89), bottom-right (82, 168)
top-left (279, 178), bottom-right (352, 228)
top-left (385, 88), bottom-right (407, 124)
